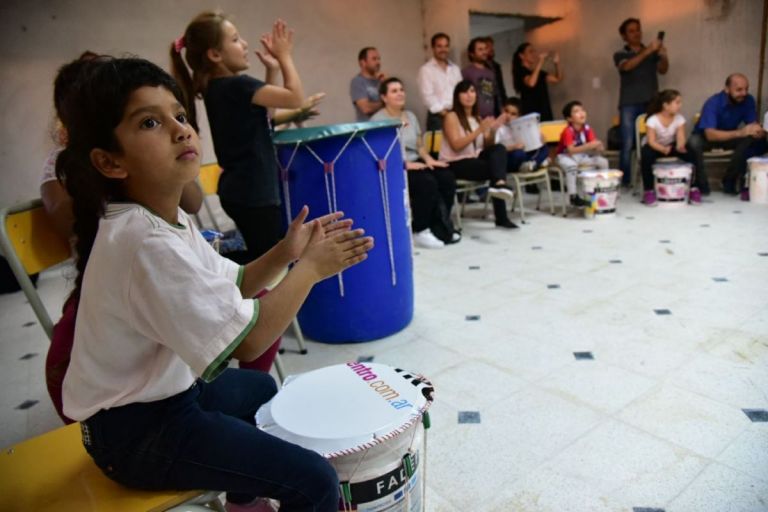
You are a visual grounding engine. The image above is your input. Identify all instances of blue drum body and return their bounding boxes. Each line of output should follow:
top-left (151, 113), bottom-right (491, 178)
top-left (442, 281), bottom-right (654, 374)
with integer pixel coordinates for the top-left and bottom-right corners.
top-left (274, 121), bottom-right (414, 343)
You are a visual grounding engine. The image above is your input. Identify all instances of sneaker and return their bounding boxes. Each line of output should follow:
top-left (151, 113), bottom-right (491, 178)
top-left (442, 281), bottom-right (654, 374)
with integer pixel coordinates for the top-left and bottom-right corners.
top-left (519, 161), bottom-right (536, 173)
top-left (642, 190), bottom-right (657, 206)
top-left (449, 231), bottom-right (462, 244)
top-left (689, 187), bottom-right (702, 204)
top-left (740, 188), bottom-right (750, 201)
top-left (538, 157), bottom-right (551, 168)
top-left (413, 230), bottom-right (444, 249)
top-left (495, 218), bottom-right (519, 229)
top-left (488, 185), bottom-right (515, 201)
top-left (226, 498), bottom-right (279, 512)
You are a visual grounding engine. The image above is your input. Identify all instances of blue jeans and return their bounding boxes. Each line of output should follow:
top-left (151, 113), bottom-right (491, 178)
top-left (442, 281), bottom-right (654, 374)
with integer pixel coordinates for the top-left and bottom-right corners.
top-left (619, 103), bottom-right (648, 185)
top-left (506, 146), bottom-right (549, 173)
top-left (81, 369), bottom-right (339, 511)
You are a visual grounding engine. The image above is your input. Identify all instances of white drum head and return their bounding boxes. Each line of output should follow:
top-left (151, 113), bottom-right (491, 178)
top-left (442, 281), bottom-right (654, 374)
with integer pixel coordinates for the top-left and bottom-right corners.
top-left (257, 363), bottom-right (434, 458)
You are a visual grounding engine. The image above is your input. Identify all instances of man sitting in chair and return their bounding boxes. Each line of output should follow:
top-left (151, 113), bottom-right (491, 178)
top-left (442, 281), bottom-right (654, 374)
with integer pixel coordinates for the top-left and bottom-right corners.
top-left (688, 73), bottom-right (767, 199)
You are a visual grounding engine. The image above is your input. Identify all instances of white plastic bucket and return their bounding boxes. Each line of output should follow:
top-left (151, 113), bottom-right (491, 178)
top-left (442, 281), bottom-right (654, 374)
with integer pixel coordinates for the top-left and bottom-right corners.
top-left (497, 113), bottom-right (543, 152)
top-left (748, 157), bottom-right (768, 204)
top-left (256, 363), bottom-right (434, 511)
top-left (577, 169), bottom-right (623, 217)
top-left (653, 162), bottom-right (692, 206)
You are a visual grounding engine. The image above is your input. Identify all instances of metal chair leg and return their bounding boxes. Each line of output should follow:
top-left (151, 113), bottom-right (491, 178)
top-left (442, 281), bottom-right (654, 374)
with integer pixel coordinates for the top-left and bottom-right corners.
top-left (291, 317), bottom-right (308, 355)
top-left (273, 354), bottom-right (286, 384)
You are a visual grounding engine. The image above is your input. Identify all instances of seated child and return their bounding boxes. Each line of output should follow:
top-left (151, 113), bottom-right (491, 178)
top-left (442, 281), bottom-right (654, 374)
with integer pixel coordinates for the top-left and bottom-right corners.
top-left (555, 101), bottom-right (609, 206)
top-left (59, 56), bottom-right (372, 512)
top-left (640, 89), bottom-right (699, 206)
top-left (495, 97), bottom-right (549, 173)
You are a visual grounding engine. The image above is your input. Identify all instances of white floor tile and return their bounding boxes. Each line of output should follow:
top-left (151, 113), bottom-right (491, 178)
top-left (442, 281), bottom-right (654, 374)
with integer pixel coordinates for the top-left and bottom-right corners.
top-left (2, 194), bottom-right (766, 511)
top-left (618, 384), bottom-right (749, 459)
top-left (666, 462), bottom-right (768, 512)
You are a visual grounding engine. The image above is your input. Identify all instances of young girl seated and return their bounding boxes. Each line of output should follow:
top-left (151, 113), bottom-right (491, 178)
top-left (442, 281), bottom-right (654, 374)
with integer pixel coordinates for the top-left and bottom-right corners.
top-left (58, 57), bottom-right (372, 512)
top-left (555, 101), bottom-right (609, 206)
top-left (640, 89), bottom-right (700, 205)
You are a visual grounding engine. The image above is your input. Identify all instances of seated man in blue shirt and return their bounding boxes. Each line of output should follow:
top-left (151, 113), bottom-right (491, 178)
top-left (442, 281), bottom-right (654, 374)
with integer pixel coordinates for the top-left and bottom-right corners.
top-left (689, 73), bottom-right (767, 197)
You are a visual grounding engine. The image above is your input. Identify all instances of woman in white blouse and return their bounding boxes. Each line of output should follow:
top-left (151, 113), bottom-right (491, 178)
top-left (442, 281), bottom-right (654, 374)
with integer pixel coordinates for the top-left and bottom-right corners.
top-left (640, 89), bottom-right (699, 205)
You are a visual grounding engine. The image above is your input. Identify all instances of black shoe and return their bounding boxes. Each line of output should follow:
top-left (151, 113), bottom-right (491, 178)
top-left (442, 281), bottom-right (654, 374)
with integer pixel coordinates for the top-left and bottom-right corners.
top-left (570, 195), bottom-right (590, 207)
top-left (495, 218), bottom-right (519, 229)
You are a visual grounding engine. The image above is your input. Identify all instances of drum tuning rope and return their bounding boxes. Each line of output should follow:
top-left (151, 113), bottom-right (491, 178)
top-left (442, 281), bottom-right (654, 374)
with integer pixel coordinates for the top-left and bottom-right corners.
top-left (303, 131), bottom-right (360, 297)
top-left (360, 130), bottom-right (401, 287)
top-left (275, 142), bottom-right (301, 226)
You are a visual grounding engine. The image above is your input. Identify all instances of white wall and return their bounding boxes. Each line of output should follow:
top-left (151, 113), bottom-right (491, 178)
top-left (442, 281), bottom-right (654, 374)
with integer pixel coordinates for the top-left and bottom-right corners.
top-left (0, 0), bottom-right (425, 206)
top-left (527, 0), bottom-right (767, 140)
top-left (1, 0), bottom-right (765, 206)
top-left (422, 0), bottom-right (766, 141)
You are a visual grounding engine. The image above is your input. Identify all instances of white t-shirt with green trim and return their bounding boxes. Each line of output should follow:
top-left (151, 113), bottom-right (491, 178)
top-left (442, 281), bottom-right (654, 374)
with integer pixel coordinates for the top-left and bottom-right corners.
top-left (63, 203), bottom-right (258, 421)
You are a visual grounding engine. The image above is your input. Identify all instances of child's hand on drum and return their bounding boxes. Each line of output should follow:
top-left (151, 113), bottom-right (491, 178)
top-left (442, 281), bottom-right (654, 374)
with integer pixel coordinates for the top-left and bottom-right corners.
top-left (298, 220), bottom-right (374, 281)
top-left (281, 206), bottom-right (352, 263)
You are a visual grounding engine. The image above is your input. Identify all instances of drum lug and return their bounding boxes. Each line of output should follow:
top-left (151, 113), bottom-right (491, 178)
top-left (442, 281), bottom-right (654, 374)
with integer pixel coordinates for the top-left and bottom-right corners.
top-left (402, 453), bottom-right (415, 478)
top-left (340, 481), bottom-right (353, 506)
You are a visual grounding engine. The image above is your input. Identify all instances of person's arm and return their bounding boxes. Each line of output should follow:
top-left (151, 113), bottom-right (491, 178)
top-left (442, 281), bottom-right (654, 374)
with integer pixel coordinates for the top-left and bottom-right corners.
top-left (567, 141), bottom-right (602, 155)
top-left (443, 112), bottom-right (487, 152)
top-left (355, 97), bottom-right (383, 116)
top-left (657, 45), bottom-right (669, 74)
top-left (523, 54), bottom-right (546, 88)
top-left (704, 125), bottom-right (763, 142)
top-left (675, 122), bottom-right (687, 153)
top-left (233, 218), bottom-right (372, 361)
top-left (40, 180), bottom-right (74, 241)
top-left (546, 52), bottom-right (563, 84)
top-left (238, 208), bottom-right (344, 298)
top-left (272, 92), bottom-right (325, 126)
top-left (251, 20), bottom-right (304, 109)
top-left (617, 40), bottom-right (660, 72)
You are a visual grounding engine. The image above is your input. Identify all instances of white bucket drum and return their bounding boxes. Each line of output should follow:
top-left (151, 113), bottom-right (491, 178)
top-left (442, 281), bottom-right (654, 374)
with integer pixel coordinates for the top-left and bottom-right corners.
top-left (748, 157), bottom-right (768, 204)
top-left (653, 162), bottom-right (692, 205)
top-left (496, 113), bottom-right (543, 152)
top-left (256, 363), bottom-right (434, 512)
top-left (577, 169), bottom-right (623, 217)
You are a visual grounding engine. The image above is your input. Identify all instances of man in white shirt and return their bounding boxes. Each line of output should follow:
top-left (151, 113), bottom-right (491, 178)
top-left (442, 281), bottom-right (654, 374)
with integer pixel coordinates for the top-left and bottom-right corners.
top-left (417, 33), bottom-right (463, 133)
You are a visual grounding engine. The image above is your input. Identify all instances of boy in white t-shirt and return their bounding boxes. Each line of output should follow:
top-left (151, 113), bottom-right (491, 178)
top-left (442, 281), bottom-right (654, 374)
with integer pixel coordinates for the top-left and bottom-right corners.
top-left (640, 89), bottom-right (699, 205)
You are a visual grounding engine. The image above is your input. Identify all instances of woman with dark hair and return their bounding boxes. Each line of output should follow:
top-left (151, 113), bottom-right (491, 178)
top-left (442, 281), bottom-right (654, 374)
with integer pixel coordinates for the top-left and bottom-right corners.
top-left (439, 80), bottom-right (518, 229)
top-left (512, 42), bottom-right (562, 121)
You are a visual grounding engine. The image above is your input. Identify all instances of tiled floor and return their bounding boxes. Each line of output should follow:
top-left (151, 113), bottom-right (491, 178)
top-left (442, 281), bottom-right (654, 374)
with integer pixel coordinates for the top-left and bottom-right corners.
top-left (1, 191), bottom-right (767, 511)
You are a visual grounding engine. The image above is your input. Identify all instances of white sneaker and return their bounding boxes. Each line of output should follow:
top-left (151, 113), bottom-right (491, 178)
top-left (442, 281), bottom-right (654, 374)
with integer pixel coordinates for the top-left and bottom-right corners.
top-left (413, 230), bottom-right (445, 249)
top-left (519, 161), bottom-right (535, 173)
top-left (488, 186), bottom-right (515, 201)
top-left (539, 157), bottom-right (551, 168)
